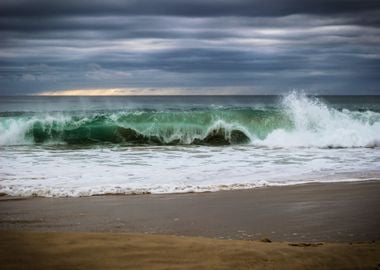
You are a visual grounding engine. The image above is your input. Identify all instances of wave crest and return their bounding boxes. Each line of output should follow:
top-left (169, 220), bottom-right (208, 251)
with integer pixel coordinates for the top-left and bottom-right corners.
top-left (0, 116), bottom-right (252, 146)
top-left (253, 92), bottom-right (380, 148)
top-left (1, 92), bottom-right (379, 148)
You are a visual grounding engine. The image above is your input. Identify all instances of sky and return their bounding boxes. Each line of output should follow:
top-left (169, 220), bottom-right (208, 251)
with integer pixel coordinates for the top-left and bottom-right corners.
top-left (0, 0), bottom-right (379, 95)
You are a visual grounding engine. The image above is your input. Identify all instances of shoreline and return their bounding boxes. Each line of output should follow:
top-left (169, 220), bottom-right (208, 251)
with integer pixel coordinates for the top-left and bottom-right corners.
top-left (1, 178), bottom-right (379, 200)
top-left (1, 181), bottom-right (379, 242)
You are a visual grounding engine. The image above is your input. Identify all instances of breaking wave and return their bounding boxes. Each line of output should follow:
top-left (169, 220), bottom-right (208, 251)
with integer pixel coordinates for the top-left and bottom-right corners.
top-left (1, 92), bottom-right (379, 148)
top-left (256, 92), bottom-right (380, 148)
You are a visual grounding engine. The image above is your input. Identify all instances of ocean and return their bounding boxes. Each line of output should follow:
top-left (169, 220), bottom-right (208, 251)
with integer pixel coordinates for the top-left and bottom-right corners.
top-left (1, 92), bottom-right (379, 197)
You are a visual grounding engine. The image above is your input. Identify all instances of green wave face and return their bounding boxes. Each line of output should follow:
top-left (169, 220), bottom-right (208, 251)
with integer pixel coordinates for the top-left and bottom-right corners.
top-left (1, 108), bottom-right (291, 145)
top-left (1, 93), bottom-right (380, 147)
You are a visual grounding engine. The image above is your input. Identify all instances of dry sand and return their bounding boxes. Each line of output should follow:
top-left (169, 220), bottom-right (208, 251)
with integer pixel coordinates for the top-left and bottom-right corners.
top-left (0, 231), bottom-right (379, 270)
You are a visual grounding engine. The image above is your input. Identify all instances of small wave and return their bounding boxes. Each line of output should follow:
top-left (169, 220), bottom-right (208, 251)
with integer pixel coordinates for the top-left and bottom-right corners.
top-left (3, 177), bottom-right (380, 197)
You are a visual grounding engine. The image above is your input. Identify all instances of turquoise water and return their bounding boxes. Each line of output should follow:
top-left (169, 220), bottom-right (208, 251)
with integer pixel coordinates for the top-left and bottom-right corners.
top-left (1, 94), bottom-right (380, 146)
top-left (1, 93), bottom-right (380, 197)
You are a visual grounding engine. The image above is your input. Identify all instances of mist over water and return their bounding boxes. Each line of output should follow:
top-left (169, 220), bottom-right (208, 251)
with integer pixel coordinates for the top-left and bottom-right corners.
top-left (1, 93), bottom-right (380, 197)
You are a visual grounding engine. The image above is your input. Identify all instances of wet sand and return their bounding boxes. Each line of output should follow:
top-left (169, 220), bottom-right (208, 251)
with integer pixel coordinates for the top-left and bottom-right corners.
top-left (1, 181), bottom-right (380, 269)
top-left (1, 181), bottom-right (380, 242)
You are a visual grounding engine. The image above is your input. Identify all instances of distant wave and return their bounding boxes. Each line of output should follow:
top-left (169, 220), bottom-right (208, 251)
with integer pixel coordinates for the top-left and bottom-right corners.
top-left (1, 92), bottom-right (379, 148)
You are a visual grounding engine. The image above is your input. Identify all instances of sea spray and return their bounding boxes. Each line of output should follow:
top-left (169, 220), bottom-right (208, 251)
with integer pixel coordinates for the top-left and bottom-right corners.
top-left (254, 92), bottom-right (380, 148)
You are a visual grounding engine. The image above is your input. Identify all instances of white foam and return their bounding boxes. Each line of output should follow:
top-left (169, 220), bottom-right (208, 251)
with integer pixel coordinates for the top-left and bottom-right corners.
top-left (1, 144), bottom-right (379, 197)
top-left (254, 92), bottom-right (380, 148)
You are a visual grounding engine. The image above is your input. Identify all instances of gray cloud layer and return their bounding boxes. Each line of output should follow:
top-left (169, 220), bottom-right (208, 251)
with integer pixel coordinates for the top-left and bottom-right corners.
top-left (1, 0), bottom-right (379, 17)
top-left (0, 0), bottom-right (379, 95)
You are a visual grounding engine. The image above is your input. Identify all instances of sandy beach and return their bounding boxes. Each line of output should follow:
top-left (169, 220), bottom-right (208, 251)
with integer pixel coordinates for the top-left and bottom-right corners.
top-left (1, 181), bottom-right (380, 242)
top-left (1, 181), bottom-right (380, 269)
top-left (1, 231), bottom-right (379, 270)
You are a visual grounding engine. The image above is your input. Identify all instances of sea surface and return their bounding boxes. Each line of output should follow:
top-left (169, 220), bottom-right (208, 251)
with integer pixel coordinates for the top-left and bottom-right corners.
top-left (1, 92), bottom-right (380, 197)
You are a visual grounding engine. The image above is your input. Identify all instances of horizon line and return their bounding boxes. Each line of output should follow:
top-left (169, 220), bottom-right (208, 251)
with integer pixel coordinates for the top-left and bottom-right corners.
top-left (1, 93), bottom-right (380, 97)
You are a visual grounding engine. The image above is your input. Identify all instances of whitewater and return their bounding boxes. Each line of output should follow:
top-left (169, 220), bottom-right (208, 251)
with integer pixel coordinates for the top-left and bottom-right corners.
top-left (1, 93), bottom-right (380, 197)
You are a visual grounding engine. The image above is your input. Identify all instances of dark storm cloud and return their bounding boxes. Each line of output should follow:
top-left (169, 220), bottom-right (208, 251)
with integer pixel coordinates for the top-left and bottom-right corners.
top-left (0, 0), bottom-right (379, 17)
top-left (0, 0), bottom-right (379, 95)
